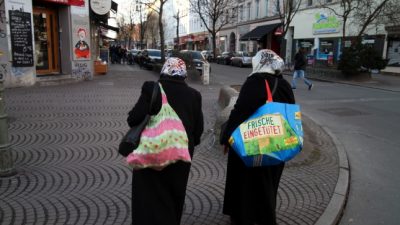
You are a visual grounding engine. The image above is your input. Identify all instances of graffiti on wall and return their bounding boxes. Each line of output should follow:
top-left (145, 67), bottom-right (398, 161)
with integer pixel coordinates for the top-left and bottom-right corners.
top-left (72, 62), bottom-right (91, 80)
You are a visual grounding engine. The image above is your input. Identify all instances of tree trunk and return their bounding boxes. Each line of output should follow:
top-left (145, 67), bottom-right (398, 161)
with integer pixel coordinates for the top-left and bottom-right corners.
top-left (212, 33), bottom-right (217, 60)
top-left (159, 3), bottom-right (165, 62)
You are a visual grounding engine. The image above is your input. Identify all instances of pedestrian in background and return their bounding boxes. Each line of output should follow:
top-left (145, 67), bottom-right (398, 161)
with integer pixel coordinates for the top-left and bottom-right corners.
top-left (292, 48), bottom-right (313, 90)
top-left (220, 49), bottom-right (295, 225)
top-left (127, 57), bottom-right (204, 225)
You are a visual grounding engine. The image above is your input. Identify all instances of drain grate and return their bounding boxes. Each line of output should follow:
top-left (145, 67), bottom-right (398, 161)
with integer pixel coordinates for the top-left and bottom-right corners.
top-left (319, 107), bottom-right (369, 117)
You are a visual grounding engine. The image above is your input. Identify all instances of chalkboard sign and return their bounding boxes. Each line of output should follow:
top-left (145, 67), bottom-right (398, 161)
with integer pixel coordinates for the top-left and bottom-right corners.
top-left (9, 10), bottom-right (34, 67)
top-left (99, 48), bottom-right (109, 62)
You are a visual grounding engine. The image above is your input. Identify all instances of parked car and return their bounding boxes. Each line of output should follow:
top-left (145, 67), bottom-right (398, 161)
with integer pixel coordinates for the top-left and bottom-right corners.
top-left (141, 49), bottom-right (162, 69)
top-left (216, 52), bottom-right (234, 65)
top-left (230, 51), bottom-right (253, 67)
top-left (201, 50), bottom-right (214, 62)
top-left (180, 50), bottom-right (211, 75)
top-left (134, 50), bottom-right (142, 64)
top-left (127, 49), bottom-right (139, 65)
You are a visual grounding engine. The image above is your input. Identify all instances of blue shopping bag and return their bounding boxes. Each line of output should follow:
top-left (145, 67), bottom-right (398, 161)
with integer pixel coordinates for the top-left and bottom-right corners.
top-left (229, 80), bottom-right (303, 167)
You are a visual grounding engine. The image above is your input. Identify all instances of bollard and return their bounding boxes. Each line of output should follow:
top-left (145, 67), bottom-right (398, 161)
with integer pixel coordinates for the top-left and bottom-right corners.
top-left (202, 63), bottom-right (210, 85)
top-left (0, 78), bottom-right (16, 177)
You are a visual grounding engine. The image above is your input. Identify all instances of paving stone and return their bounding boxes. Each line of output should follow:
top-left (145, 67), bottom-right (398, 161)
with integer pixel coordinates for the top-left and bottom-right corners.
top-left (0, 64), bottom-right (339, 225)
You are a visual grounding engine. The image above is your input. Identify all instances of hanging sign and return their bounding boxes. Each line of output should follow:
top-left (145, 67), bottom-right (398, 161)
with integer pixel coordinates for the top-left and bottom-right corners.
top-left (90, 0), bottom-right (112, 15)
top-left (9, 10), bottom-right (34, 67)
top-left (41, 0), bottom-right (85, 6)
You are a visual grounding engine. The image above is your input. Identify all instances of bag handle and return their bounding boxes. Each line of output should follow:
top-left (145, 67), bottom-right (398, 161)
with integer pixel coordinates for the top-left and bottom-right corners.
top-left (265, 78), bottom-right (278, 103)
top-left (148, 82), bottom-right (159, 113)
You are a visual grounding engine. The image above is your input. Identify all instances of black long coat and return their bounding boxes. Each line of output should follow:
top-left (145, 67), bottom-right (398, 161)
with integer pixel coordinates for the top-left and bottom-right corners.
top-left (220, 73), bottom-right (295, 225)
top-left (127, 76), bottom-right (204, 225)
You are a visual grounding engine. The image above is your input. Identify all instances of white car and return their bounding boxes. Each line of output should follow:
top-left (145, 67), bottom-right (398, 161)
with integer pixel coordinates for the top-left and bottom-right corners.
top-left (230, 51), bottom-right (252, 67)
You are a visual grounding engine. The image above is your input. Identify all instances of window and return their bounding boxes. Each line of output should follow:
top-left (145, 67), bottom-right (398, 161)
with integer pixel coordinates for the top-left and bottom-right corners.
top-left (247, 2), bottom-right (251, 20)
top-left (308, 0), bottom-right (313, 6)
top-left (275, 0), bottom-right (280, 15)
top-left (256, 0), bottom-right (259, 18)
top-left (240, 5), bottom-right (243, 21)
top-left (265, 0), bottom-right (269, 17)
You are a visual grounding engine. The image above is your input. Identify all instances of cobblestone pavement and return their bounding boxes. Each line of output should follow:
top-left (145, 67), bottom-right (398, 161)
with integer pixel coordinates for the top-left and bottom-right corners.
top-left (0, 64), bottom-right (339, 225)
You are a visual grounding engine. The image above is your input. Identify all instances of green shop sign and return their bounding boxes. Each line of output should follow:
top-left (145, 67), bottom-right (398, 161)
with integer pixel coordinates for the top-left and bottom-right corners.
top-left (312, 13), bottom-right (340, 34)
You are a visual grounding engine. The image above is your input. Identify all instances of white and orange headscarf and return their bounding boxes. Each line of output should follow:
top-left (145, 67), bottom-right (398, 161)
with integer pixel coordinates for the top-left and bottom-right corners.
top-left (160, 57), bottom-right (187, 78)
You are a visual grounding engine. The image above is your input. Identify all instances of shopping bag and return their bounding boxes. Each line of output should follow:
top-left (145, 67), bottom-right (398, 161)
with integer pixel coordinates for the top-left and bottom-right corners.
top-left (229, 79), bottom-right (303, 166)
top-left (126, 83), bottom-right (191, 170)
top-left (118, 82), bottom-right (159, 157)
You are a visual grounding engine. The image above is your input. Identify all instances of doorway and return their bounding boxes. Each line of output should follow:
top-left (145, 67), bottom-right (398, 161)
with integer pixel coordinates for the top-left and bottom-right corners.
top-left (33, 8), bottom-right (60, 75)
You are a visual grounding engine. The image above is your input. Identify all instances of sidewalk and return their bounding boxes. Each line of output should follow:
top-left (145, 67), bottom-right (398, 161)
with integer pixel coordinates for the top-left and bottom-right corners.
top-left (284, 67), bottom-right (400, 92)
top-left (0, 64), bottom-right (344, 225)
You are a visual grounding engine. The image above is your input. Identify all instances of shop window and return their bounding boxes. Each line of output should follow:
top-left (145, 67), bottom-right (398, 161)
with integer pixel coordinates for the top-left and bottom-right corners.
top-left (318, 40), bottom-right (334, 60)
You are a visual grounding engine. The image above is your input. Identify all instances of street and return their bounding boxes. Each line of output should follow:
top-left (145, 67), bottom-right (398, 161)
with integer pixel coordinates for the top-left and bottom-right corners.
top-left (0, 62), bottom-right (400, 225)
top-left (190, 63), bottom-right (400, 225)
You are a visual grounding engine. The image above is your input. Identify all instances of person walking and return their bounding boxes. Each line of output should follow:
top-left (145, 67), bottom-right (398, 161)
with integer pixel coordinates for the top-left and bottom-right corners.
top-left (220, 49), bottom-right (295, 225)
top-left (292, 48), bottom-right (313, 90)
top-left (127, 57), bottom-right (204, 225)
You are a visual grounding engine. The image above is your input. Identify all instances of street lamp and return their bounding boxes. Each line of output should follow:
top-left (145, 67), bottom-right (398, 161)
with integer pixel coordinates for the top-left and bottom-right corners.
top-left (0, 78), bottom-right (16, 177)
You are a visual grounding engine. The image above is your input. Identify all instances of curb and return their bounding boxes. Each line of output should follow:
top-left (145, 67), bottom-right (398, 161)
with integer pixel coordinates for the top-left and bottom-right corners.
top-left (313, 124), bottom-right (349, 225)
top-left (217, 85), bottom-right (350, 225)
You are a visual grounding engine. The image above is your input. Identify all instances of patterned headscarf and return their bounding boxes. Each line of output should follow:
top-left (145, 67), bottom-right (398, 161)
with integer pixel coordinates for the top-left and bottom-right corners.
top-left (249, 49), bottom-right (285, 76)
top-left (160, 57), bottom-right (187, 78)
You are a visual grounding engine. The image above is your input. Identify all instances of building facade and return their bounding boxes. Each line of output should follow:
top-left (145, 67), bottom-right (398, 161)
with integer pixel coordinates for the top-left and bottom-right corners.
top-left (287, 1), bottom-right (388, 65)
top-left (218, 0), bottom-right (282, 55)
top-left (1, 0), bottom-right (116, 88)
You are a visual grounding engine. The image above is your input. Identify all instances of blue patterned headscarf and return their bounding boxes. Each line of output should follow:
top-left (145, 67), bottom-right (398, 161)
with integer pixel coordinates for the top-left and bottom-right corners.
top-left (160, 57), bottom-right (187, 77)
top-left (249, 49), bottom-right (285, 76)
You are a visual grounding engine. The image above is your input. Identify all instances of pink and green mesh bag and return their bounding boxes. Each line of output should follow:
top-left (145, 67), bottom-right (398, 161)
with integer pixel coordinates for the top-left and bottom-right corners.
top-left (126, 83), bottom-right (191, 170)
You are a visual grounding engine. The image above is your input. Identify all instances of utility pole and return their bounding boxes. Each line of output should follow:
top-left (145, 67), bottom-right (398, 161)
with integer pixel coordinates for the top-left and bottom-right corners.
top-left (0, 78), bottom-right (16, 177)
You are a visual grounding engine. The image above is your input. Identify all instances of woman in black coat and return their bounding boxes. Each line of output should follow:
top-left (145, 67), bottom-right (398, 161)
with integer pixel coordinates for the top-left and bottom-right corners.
top-left (220, 49), bottom-right (295, 225)
top-left (127, 57), bottom-right (204, 225)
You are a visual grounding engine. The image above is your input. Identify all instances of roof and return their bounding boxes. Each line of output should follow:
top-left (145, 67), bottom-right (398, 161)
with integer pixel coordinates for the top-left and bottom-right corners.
top-left (239, 23), bottom-right (281, 41)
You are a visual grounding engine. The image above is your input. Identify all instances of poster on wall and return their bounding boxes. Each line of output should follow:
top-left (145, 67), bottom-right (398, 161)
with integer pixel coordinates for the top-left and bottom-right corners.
top-left (73, 27), bottom-right (90, 59)
top-left (71, 0), bottom-right (91, 60)
top-left (9, 10), bottom-right (34, 67)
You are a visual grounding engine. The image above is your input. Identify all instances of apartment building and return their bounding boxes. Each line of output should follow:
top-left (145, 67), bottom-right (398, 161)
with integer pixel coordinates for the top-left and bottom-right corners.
top-left (218, 0), bottom-right (282, 55)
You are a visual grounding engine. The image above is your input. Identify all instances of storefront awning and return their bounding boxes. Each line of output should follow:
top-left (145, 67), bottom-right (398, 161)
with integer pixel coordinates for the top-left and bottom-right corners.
top-left (239, 23), bottom-right (281, 41)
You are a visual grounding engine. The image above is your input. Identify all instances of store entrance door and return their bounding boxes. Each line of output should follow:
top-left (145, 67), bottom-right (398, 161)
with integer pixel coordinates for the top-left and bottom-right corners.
top-left (33, 8), bottom-right (60, 75)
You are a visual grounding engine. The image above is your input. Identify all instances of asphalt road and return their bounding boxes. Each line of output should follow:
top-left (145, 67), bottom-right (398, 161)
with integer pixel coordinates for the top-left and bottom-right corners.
top-left (209, 62), bottom-right (400, 225)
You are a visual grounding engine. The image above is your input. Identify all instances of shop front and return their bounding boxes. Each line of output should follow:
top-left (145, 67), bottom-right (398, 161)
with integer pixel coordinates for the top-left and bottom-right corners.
top-left (192, 32), bottom-right (208, 51)
top-left (386, 26), bottom-right (400, 66)
top-left (0, 0), bottom-right (97, 87)
top-left (239, 22), bottom-right (282, 55)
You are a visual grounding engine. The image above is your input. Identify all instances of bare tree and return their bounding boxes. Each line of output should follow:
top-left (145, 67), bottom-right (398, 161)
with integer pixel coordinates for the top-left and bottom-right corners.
top-left (173, 10), bottom-right (187, 50)
top-left (134, 2), bottom-right (148, 49)
top-left (189, 0), bottom-right (237, 59)
top-left (317, 0), bottom-right (398, 46)
top-left (353, 0), bottom-right (400, 38)
top-left (316, 0), bottom-right (360, 46)
top-left (276, 0), bottom-right (303, 40)
top-left (142, 0), bottom-right (169, 62)
top-left (117, 16), bottom-right (129, 45)
top-left (145, 11), bottom-right (160, 48)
